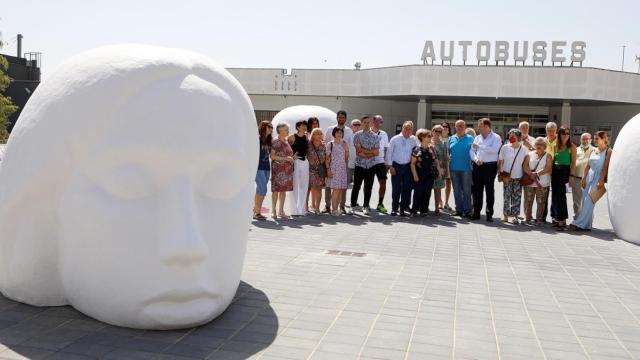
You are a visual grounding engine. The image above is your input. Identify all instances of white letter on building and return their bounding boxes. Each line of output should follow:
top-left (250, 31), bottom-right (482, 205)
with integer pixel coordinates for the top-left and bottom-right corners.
top-left (459, 41), bottom-right (472, 64)
top-left (477, 41), bottom-right (491, 63)
top-left (532, 41), bottom-right (547, 63)
top-left (440, 41), bottom-right (454, 64)
top-left (495, 41), bottom-right (509, 63)
top-left (571, 41), bottom-right (586, 63)
top-left (513, 41), bottom-right (528, 64)
top-left (551, 41), bottom-right (567, 64)
top-left (421, 41), bottom-right (436, 64)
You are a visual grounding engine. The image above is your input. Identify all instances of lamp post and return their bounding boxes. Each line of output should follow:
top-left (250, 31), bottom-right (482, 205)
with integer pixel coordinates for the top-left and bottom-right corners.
top-left (621, 45), bottom-right (626, 71)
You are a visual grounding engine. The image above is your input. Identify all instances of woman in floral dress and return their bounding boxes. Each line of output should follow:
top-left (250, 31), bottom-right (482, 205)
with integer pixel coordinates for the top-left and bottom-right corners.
top-left (307, 128), bottom-right (326, 214)
top-left (270, 123), bottom-right (295, 218)
top-left (326, 127), bottom-right (349, 216)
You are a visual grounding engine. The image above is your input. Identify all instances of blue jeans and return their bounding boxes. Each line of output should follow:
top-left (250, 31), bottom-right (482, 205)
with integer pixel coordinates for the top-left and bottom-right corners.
top-left (391, 162), bottom-right (412, 212)
top-left (255, 170), bottom-right (270, 196)
top-left (450, 170), bottom-right (472, 214)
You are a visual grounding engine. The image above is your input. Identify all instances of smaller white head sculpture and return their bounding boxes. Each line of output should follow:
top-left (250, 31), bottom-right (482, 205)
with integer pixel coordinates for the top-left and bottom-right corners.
top-left (271, 105), bottom-right (337, 131)
top-left (609, 113), bottom-right (640, 244)
top-left (0, 44), bottom-right (257, 329)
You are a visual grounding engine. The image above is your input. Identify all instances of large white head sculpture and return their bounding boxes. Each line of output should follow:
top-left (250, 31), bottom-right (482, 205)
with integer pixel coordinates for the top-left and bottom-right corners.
top-left (0, 44), bottom-right (257, 329)
top-left (609, 113), bottom-right (640, 244)
top-left (271, 105), bottom-right (337, 130)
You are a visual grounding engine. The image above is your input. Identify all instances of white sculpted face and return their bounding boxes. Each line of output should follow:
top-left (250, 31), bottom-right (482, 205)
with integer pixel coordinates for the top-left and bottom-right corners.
top-left (0, 45), bottom-right (257, 329)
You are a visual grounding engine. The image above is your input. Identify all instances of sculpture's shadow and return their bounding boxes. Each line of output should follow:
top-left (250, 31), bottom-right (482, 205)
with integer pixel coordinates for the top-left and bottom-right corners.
top-left (0, 281), bottom-right (277, 359)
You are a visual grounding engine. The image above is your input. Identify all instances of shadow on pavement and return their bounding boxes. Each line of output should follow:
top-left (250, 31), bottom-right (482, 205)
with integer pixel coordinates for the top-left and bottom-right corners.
top-left (0, 281), bottom-right (277, 359)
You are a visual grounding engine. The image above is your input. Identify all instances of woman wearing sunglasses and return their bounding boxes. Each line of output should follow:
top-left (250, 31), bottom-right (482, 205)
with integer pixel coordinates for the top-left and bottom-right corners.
top-left (550, 126), bottom-right (577, 230)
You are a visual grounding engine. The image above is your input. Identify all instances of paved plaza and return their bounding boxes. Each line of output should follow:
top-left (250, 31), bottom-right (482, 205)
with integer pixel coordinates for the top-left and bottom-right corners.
top-left (0, 183), bottom-right (639, 359)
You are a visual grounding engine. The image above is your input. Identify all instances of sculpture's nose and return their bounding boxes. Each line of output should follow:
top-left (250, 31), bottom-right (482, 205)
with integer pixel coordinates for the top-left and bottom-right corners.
top-left (158, 177), bottom-right (209, 267)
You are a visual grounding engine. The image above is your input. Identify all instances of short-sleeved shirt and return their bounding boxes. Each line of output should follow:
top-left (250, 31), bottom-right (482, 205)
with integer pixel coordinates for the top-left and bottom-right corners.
top-left (545, 137), bottom-right (557, 159)
top-left (575, 145), bottom-right (594, 178)
top-left (353, 130), bottom-right (380, 169)
top-left (499, 145), bottom-right (528, 179)
top-left (448, 134), bottom-right (474, 172)
top-left (372, 129), bottom-right (389, 165)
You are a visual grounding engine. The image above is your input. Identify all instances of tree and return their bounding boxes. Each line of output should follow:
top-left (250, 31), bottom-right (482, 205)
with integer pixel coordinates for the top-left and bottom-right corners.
top-left (0, 35), bottom-right (17, 143)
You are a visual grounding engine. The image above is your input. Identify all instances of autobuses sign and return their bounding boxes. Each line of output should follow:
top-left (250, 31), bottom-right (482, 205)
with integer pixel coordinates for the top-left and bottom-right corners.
top-left (421, 41), bottom-right (586, 66)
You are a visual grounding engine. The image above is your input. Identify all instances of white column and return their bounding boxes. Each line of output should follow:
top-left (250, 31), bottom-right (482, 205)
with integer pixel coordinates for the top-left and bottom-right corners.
top-left (561, 101), bottom-right (571, 128)
top-left (417, 98), bottom-right (427, 129)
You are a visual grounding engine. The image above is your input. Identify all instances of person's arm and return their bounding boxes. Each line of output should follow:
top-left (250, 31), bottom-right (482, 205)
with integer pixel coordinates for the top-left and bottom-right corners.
top-left (271, 147), bottom-right (293, 162)
top-left (469, 137), bottom-right (479, 163)
top-left (581, 162), bottom-right (590, 189)
top-left (324, 128), bottom-right (332, 143)
top-left (325, 144), bottom-right (333, 178)
top-left (410, 153), bottom-right (419, 182)
top-left (598, 149), bottom-right (613, 189)
top-left (386, 137), bottom-right (395, 167)
top-left (497, 145), bottom-right (505, 173)
top-left (539, 154), bottom-right (553, 176)
top-left (569, 145), bottom-right (577, 180)
top-left (485, 134), bottom-right (503, 161)
top-left (523, 154), bottom-right (532, 176)
top-left (287, 134), bottom-right (295, 145)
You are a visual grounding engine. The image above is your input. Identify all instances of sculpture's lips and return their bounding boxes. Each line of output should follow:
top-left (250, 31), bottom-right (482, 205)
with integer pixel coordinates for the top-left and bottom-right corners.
top-left (142, 289), bottom-right (219, 306)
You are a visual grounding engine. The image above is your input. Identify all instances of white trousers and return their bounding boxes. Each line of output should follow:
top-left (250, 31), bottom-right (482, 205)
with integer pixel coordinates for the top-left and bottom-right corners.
top-left (289, 159), bottom-right (309, 215)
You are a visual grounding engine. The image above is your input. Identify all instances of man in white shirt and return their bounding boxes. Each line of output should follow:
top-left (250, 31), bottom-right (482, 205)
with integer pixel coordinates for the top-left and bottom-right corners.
top-left (519, 121), bottom-right (536, 151)
top-left (323, 110), bottom-right (353, 214)
top-left (371, 115), bottom-right (390, 213)
top-left (470, 118), bottom-right (502, 222)
top-left (572, 132), bottom-right (595, 218)
top-left (386, 121), bottom-right (419, 216)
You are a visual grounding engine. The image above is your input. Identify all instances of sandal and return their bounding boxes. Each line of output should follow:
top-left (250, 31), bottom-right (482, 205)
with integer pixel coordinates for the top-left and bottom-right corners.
top-left (253, 213), bottom-right (266, 221)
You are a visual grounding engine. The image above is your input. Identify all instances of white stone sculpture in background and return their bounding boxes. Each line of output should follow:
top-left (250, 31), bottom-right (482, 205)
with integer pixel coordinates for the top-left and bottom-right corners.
top-left (608, 113), bottom-right (640, 244)
top-left (271, 105), bottom-right (337, 130)
top-left (0, 44), bottom-right (257, 329)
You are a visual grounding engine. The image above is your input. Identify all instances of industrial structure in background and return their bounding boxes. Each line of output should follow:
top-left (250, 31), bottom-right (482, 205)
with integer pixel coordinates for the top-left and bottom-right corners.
top-left (1, 34), bottom-right (41, 131)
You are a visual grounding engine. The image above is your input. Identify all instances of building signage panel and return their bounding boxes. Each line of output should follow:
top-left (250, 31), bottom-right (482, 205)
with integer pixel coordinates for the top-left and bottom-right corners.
top-left (421, 41), bottom-right (586, 66)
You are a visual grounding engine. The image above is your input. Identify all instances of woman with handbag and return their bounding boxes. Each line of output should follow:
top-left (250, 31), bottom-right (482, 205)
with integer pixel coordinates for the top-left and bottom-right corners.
top-left (570, 131), bottom-right (612, 231)
top-left (410, 129), bottom-right (440, 216)
top-left (523, 137), bottom-right (553, 225)
top-left (498, 129), bottom-right (528, 224)
top-left (551, 127), bottom-right (577, 231)
top-left (326, 127), bottom-right (349, 216)
top-left (307, 128), bottom-right (327, 214)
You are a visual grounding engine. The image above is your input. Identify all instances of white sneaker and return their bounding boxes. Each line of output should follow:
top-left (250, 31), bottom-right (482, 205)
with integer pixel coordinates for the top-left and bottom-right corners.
top-left (363, 206), bottom-right (370, 215)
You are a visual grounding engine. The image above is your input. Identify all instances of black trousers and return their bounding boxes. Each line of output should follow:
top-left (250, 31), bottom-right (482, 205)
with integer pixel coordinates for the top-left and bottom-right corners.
top-left (472, 162), bottom-right (498, 218)
top-left (351, 166), bottom-right (375, 207)
top-left (551, 164), bottom-right (570, 221)
top-left (411, 172), bottom-right (434, 214)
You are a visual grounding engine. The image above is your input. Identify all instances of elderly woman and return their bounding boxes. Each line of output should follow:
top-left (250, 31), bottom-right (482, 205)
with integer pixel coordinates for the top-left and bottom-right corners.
top-left (570, 131), bottom-right (612, 231)
top-left (431, 125), bottom-right (448, 215)
top-left (326, 127), bottom-right (349, 216)
top-left (498, 129), bottom-right (528, 224)
top-left (551, 126), bottom-right (576, 230)
top-left (411, 129), bottom-right (439, 216)
top-left (271, 123), bottom-right (296, 218)
top-left (307, 128), bottom-right (326, 214)
top-left (523, 137), bottom-right (553, 225)
top-left (253, 121), bottom-right (273, 220)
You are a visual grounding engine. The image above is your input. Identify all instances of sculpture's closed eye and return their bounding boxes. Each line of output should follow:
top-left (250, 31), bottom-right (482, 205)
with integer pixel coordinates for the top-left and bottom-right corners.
top-left (94, 163), bottom-right (156, 199)
top-left (199, 161), bottom-right (248, 200)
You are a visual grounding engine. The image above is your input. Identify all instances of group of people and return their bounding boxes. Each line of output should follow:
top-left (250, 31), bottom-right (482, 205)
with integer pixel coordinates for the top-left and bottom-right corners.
top-left (254, 111), bottom-right (612, 232)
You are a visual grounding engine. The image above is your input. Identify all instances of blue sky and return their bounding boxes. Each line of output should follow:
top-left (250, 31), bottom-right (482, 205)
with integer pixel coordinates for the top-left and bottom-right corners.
top-left (2, 0), bottom-right (639, 77)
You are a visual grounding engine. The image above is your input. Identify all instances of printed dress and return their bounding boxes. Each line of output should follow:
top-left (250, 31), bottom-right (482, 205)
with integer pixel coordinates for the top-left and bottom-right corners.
top-left (326, 141), bottom-right (347, 189)
top-left (433, 142), bottom-right (446, 189)
top-left (270, 139), bottom-right (294, 192)
top-left (308, 142), bottom-right (326, 188)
